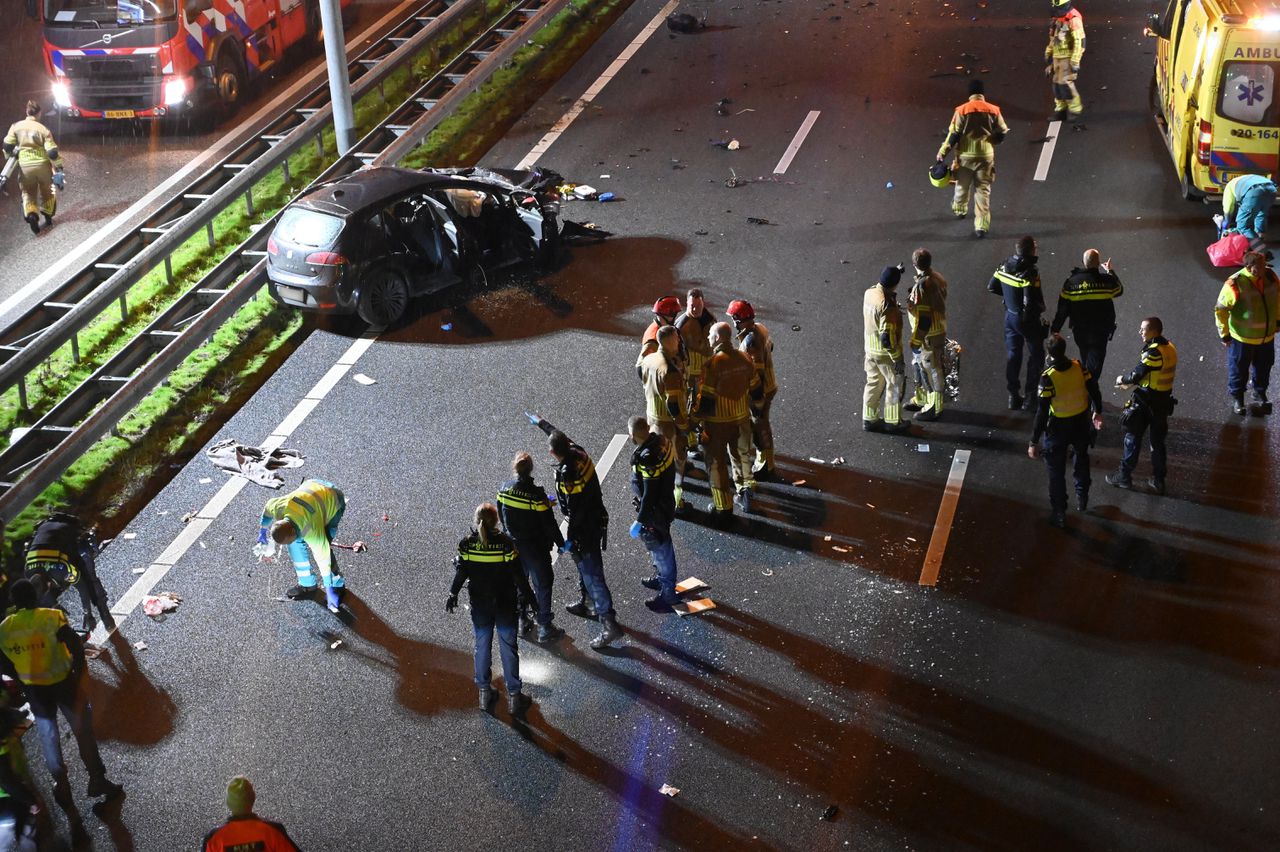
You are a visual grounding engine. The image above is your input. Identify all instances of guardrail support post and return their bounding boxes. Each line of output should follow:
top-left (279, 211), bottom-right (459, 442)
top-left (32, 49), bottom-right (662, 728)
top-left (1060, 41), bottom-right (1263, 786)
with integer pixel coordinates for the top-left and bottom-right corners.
top-left (17, 378), bottom-right (27, 411)
top-left (164, 256), bottom-right (173, 285)
top-left (206, 221), bottom-right (216, 249)
top-left (70, 333), bottom-right (79, 364)
top-left (320, 0), bottom-right (356, 155)
top-left (244, 189), bottom-right (255, 218)
top-left (118, 295), bottom-right (128, 322)
top-left (282, 160), bottom-right (291, 186)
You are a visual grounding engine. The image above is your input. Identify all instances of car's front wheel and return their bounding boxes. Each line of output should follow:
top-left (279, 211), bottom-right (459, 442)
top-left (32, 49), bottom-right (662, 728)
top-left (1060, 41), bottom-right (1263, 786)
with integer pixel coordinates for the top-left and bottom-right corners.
top-left (357, 269), bottom-right (410, 327)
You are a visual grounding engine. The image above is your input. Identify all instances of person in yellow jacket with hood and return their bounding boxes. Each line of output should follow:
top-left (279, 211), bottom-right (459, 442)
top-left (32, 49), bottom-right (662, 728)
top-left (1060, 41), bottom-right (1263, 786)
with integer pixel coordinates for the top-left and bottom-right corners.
top-left (1215, 251), bottom-right (1280, 415)
top-left (1046, 0), bottom-right (1086, 121)
top-left (2, 101), bottom-right (63, 235)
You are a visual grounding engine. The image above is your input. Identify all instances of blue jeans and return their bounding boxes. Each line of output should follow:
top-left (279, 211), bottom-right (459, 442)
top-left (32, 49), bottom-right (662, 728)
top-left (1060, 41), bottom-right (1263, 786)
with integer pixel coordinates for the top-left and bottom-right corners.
top-left (1005, 312), bottom-right (1044, 397)
top-left (26, 676), bottom-right (106, 781)
top-left (1042, 417), bottom-right (1092, 513)
top-left (517, 547), bottom-right (554, 627)
top-left (574, 545), bottom-right (615, 617)
top-left (639, 525), bottom-right (678, 603)
top-left (1121, 415), bottom-right (1168, 480)
top-left (1235, 182), bottom-right (1277, 241)
top-left (1226, 337), bottom-right (1275, 398)
top-left (471, 607), bottom-right (521, 692)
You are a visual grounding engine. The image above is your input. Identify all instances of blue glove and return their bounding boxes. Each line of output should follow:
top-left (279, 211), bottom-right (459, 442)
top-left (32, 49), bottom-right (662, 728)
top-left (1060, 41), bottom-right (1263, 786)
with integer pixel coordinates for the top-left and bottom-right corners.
top-left (257, 527), bottom-right (269, 545)
top-left (524, 411), bottom-right (541, 425)
top-left (52, 171), bottom-right (65, 190)
top-left (325, 587), bottom-right (341, 613)
top-left (629, 521), bottom-right (643, 539)
top-left (560, 539), bottom-right (575, 553)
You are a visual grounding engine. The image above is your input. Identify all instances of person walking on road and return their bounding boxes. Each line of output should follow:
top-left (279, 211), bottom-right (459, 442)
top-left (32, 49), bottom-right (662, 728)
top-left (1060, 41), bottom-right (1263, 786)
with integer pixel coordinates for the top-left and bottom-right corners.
top-left (627, 417), bottom-right (681, 613)
top-left (2, 101), bottom-right (64, 235)
top-left (497, 452), bottom-right (565, 643)
top-left (936, 79), bottom-right (1008, 238)
top-left (905, 248), bottom-right (949, 422)
top-left (1051, 249), bottom-right (1123, 378)
top-left (256, 479), bottom-right (347, 613)
top-left (203, 776), bottom-right (300, 852)
top-left (675, 288), bottom-right (716, 449)
top-left (863, 265), bottom-right (909, 433)
top-left (1028, 334), bottom-right (1104, 528)
top-left (0, 579), bottom-right (122, 822)
top-left (446, 503), bottom-right (532, 715)
top-left (23, 512), bottom-right (114, 634)
top-left (639, 325), bottom-right (689, 508)
top-left (990, 235), bottom-right (1048, 410)
top-left (1107, 317), bottom-right (1177, 495)
top-left (697, 322), bottom-right (757, 519)
top-left (528, 415), bottom-right (625, 649)
top-left (1215, 250), bottom-right (1280, 415)
top-left (1045, 0), bottom-right (1086, 122)
top-left (1220, 173), bottom-right (1278, 246)
top-left (727, 300), bottom-right (781, 481)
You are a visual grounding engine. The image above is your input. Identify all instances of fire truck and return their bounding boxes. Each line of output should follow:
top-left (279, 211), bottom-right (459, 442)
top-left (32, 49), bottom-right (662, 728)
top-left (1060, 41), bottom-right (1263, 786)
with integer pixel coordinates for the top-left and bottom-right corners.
top-left (35, 0), bottom-right (353, 122)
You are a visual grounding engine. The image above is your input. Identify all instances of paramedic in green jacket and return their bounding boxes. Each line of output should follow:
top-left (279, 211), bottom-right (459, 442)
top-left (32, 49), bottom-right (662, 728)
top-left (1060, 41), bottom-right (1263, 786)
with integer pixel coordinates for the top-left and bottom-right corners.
top-left (257, 479), bottom-right (347, 612)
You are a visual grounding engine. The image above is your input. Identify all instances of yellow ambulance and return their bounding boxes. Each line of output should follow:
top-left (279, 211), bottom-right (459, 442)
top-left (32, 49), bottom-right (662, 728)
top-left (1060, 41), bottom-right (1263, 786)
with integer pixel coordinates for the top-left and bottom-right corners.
top-left (1147, 0), bottom-right (1280, 200)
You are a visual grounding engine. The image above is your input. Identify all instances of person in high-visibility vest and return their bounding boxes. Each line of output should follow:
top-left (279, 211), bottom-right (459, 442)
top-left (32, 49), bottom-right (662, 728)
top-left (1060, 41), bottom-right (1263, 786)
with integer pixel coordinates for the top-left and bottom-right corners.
top-left (1220, 173), bottom-right (1278, 244)
top-left (1107, 317), bottom-right (1177, 495)
top-left (0, 579), bottom-right (121, 819)
top-left (727, 300), bottom-right (781, 480)
top-left (1050, 249), bottom-right (1123, 378)
top-left (1028, 334), bottom-right (1103, 527)
top-left (989, 236), bottom-right (1047, 410)
top-left (906, 248), bottom-right (949, 421)
top-left (936, 79), bottom-right (1008, 238)
top-left (2, 101), bottom-right (64, 234)
top-left (256, 479), bottom-right (347, 612)
top-left (863, 265), bottom-right (909, 433)
top-left (23, 512), bottom-right (114, 634)
top-left (675, 289), bottom-right (717, 450)
top-left (639, 325), bottom-right (689, 507)
top-left (203, 776), bottom-right (300, 852)
top-left (628, 417), bottom-right (680, 612)
top-left (1215, 251), bottom-right (1280, 415)
top-left (1045, 0), bottom-right (1086, 122)
top-left (697, 322), bottom-right (757, 519)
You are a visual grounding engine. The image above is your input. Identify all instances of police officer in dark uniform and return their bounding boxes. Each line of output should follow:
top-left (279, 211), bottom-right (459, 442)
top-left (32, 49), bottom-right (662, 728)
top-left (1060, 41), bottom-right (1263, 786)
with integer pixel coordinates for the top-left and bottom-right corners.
top-left (1107, 317), bottom-right (1177, 495)
top-left (1050, 248), bottom-right (1123, 378)
top-left (627, 417), bottom-right (680, 612)
top-left (1028, 333), bottom-right (1104, 527)
top-left (528, 414), bottom-right (624, 650)
top-left (23, 513), bottom-right (114, 634)
top-left (989, 235), bottom-right (1047, 409)
top-left (497, 452), bottom-right (565, 642)
top-left (446, 503), bottom-right (531, 715)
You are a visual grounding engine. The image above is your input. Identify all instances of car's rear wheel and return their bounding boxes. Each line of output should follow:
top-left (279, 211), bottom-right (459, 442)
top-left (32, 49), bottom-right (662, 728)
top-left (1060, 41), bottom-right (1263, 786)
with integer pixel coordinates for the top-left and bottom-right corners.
top-left (357, 269), bottom-right (410, 326)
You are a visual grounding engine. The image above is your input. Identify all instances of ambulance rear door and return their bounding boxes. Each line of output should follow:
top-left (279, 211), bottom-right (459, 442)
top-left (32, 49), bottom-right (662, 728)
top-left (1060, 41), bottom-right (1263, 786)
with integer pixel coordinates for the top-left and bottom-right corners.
top-left (1206, 27), bottom-right (1280, 191)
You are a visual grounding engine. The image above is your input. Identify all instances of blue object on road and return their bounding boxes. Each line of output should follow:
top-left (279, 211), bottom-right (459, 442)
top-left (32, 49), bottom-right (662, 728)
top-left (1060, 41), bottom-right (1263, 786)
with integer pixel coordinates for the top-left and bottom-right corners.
top-left (525, 411), bottom-right (541, 425)
top-left (629, 521), bottom-right (643, 539)
top-left (598, 192), bottom-right (615, 202)
top-left (440, 323), bottom-right (453, 331)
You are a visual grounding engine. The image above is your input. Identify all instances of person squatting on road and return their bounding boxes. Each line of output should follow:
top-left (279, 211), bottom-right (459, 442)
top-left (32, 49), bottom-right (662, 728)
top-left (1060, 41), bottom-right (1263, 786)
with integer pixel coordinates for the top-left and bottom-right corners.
top-left (1215, 250), bottom-right (1280, 415)
top-left (531, 416), bottom-right (625, 649)
top-left (2, 101), bottom-right (64, 235)
top-left (675, 288), bottom-right (717, 450)
top-left (1046, 0), bottom-right (1086, 122)
top-left (1107, 317), bottom-right (1177, 495)
top-left (1220, 173), bottom-right (1277, 245)
top-left (23, 513), bottom-right (114, 634)
top-left (1028, 333), bottom-right (1104, 528)
top-left (497, 452), bottom-right (566, 643)
top-left (906, 248), bottom-right (949, 422)
top-left (447, 503), bottom-right (533, 716)
top-left (698, 321), bottom-right (757, 519)
top-left (628, 417), bottom-right (681, 613)
top-left (990, 235), bottom-right (1047, 410)
top-left (256, 479), bottom-right (347, 613)
top-left (639, 325), bottom-right (689, 509)
top-left (0, 579), bottom-right (121, 823)
top-left (203, 776), bottom-right (300, 852)
top-left (936, 78), bottom-right (1008, 238)
top-left (1051, 248), bottom-right (1123, 378)
top-left (863, 265), bottom-right (909, 434)
top-left (728, 300), bottom-right (781, 481)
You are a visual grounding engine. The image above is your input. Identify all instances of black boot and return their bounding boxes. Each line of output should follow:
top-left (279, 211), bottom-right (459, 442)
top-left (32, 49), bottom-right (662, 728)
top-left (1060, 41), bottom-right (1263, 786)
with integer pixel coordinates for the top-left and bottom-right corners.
top-left (1105, 472), bottom-right (1132, 489)
top-left (25, 213), bottom-right (39, 235)
top-left (1232, 395), bottom-right (1247, 415)
top-left (640, 574), bottom-right (661, 591)
top-left (564, 599), bottom-right (597, 619)
top-left (508, 691), bottom-right (531, 716)
top-left (42, 212), bottom-right (53, 228)
top-left (590, 614), bottom-right (624, 650)
top-left (1148, 477), bottom-right (1166, 495)
top-left (1008, 392), bottom-right (1024, 410)
top-left (478, 686), bottom-right (496, 712)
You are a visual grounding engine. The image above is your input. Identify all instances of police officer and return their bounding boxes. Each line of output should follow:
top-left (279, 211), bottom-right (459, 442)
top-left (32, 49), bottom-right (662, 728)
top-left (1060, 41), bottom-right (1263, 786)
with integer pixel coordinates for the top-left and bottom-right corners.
top-left (906, 248), bottom-right (949, 422)
top-left (639, 325), bottom-right (689, 507)
top-left (2, 101), bottom-right (64, 234)
top-left (863, 265), bottom-right (909, 433)
top-left (627, 417), bottom-right (680, 612)
top-left (256, 479), bottom-right (347, 613)
top-left (1051, 249), bottom-right (1123, 378)
top-left (0, 579), bottom-right (122, 817)
top-left (529, 415), bottom-right (625, 649)
top-left (446, 503), bottom-right (531, 715)
top-left (936, 79), bottom-right (1008, 239)
top-left (697, 322), bottom-right (757, 519)
top-left (675, 288), bottom-right (716, 447)
top-left (727, 300), bottom-right (780, 480)
top-left (989, 235), bottom-right (1047, 410)
top-left (24, 512), bottom-right (114, 633)
top-left (1028, 334), bottom-right (1104, 527)
top-left (497, 452), bottom-right (565, 643)
top-left (1215, 250), bottom-right (1280, 415)
top-left (1046, 0), bottom-right (1086, 122)
top-left (203, 776), bottom-right (300, 852)
top-left (1106, 317), bottom-right (1177, 495)
top-left (1220, 173), bottom-right (1278, 245)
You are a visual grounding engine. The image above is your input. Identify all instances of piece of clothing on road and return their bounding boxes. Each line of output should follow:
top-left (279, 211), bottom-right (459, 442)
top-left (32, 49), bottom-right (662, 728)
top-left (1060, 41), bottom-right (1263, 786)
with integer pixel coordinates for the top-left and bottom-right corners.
top-left (208, 438), bottom-right (304, 488)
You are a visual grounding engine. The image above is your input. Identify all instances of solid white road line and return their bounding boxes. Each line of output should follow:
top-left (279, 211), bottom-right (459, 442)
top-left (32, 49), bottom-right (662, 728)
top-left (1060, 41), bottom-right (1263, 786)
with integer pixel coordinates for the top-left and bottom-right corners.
top-left (1033, 120), bottom-right (1062, 182)
top-left (515, 0), bottom-right (681, 170)
top-left (918, 450), bottom-right (971, 587)
top-left (773, 110), bottom-right (821, 175)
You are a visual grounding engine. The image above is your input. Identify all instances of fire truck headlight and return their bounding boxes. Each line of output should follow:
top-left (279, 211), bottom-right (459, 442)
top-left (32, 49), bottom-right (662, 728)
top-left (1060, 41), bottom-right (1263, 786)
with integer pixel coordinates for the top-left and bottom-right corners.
top-left (163, 77), bottom-right (189, 106)
top-left (51, 81), bottom-right (71, 109)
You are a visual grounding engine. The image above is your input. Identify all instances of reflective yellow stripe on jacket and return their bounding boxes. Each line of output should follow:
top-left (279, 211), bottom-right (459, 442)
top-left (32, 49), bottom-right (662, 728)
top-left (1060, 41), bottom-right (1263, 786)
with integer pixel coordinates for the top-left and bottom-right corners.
top-left (1139, 340), bottom-right (1177, 392)
top-left (496, 490), bottom-right (550, 512)
top-left (0, 608), bottom-right (73, 686)
top-left (458, 542), bottom-right (518, 563)
top-left (558, 455), bottom-right (597, 496)
top-left (633, 438), bottom-right (675, 479)
top-left (1216, 270), bottom-right (1280, 344)
top-left (994, 269), bottom-right (1033, 289)
top-left (1042, 360), bottom-right (1089, 418)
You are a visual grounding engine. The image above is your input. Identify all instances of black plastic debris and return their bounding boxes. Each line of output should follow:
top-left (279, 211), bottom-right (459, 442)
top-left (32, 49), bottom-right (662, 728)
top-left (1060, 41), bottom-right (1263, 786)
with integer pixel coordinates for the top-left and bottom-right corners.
top-left (667, 12), bottom-right (705, 33)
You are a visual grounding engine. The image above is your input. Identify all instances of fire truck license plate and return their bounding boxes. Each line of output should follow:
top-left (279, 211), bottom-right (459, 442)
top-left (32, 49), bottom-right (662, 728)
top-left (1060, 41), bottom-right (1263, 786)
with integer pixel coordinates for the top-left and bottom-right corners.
top-left (104, 110), bottom-right (135, 119)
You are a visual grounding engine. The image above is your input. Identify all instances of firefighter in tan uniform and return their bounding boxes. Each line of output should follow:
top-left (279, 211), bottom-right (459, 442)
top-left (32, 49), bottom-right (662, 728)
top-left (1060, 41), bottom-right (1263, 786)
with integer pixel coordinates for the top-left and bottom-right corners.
top-left (727, 300), bottom-right (780, 481)
top-left (863, 266), bottom-right (909, 433)
top-left (906, 248), bottom-right (949, 421)
top-left (3, 101), bottom-right (64, 235)
top-left (697, 322), bottom-right (757, 519)
top-left (639, 325), bottom-right (689, 507)
top-left (675, 288), bottom-right (716, 449)
top-left (1045, 0), bottom-right (1086, 121)
top-left (936, 79), bottom-right (1008, 238)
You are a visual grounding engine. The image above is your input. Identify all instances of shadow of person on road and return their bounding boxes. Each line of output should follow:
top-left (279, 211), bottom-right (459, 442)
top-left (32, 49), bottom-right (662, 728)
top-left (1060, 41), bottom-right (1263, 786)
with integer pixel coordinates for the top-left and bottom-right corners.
top-left (83, 631), bottom-right (177, 746)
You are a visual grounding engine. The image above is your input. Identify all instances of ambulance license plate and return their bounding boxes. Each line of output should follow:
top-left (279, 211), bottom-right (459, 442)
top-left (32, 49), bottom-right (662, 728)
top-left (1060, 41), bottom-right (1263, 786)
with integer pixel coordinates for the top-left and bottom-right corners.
top-left (104, 110), bottom-right (135, 119)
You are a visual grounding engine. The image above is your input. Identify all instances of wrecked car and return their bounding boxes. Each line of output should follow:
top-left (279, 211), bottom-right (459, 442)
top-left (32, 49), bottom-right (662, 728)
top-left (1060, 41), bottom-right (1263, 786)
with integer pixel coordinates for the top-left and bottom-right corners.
top-left (265, 165), bottom-right (606, 326)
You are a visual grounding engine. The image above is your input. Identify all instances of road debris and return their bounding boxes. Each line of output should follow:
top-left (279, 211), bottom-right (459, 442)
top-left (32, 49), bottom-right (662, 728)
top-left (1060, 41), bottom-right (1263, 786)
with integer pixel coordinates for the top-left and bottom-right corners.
top-left (206, 439), bottom-right (304, 488)
top-left (711, 139), bottom-right (741, 150)
top-left (334, 541), bottom-right (368, 553)
top-left (666, 12), bottom-right (705, 33)
top-left (675, 577), bottom-right (710, 595)
top-left (830, 456), bottom-right (846, 465)
top-left (808, 456), bottom-right (826, 464)
top-left (441, 323), bottom-right (454, 331)
top-left (673, 598), bottom-right (716, 617)
top-left (659, 783), bottom-right (681, 797)
top-left (133, 641), bottom-right (148, 651)
top-left (831, 546), bottom-right (851, 554)
top-left (122, 532), bottom-right (137, 540)
top-left (716, 98), bottom-right (731, 115)
top-left (820, 805), bottom-right (839, 821)
top-left (352, 373), bottom-right (377, 385)
top-left (143, 592), bottom-right (182, 618)
top-left (199, 477), bottom-right (212, 484)
top-left (917, 444), bottom-right (930, 453)
top-left (132, 567), bottom-right (147, 575)
top-left (746, 217), bottom-right (775, 225)
top-left (761, 569), bottom-right (774, 576)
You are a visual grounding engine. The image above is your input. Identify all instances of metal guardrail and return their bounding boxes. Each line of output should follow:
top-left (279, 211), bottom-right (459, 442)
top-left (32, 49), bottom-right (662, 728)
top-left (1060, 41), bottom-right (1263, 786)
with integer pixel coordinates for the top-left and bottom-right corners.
top-left (0, 0), bottom-right (574, 528)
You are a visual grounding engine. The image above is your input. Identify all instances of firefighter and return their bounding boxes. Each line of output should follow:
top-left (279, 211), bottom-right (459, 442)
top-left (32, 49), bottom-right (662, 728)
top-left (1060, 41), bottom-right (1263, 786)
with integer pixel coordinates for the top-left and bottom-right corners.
top-left (628, 417), bottom-right (680, 612)
top-left (1045, 0), bottom-right (1086, 122)
top-left (905, 248), bottom-right (949, 422)
top-left (697, 322), bottom-right (757, 518)
top-left (726, 300), bottom-right (780, 480)
top-left (989, 235), bottom-right (1048, 409)
top-left (1220, 173), bottom-right (1278, 245)
top-left (1050, 249), bottom-right (1123, 378)
top-left (1107, 317), bottom-right (1177, 495)
top-left (497, 452), bottom-right (565, 643)
top-left (2, 101), bottom-right (63, 235)
top-left (23, 512), bottom-right (114, 634)
top-left (255, 479), bottom-right (347, 613)
top-left (863, 265), bottom-right (909, 433)
top-left (675, 288), bottom-right (716, 448)
top-left (637, 296), bottom-right (685, 362)
top-left (936, 79), bottom-right (1008, 239)
top-left (1028, 334), bottom-right (1103, 528)
top-left (639, 325), bottom-right (689, 507)
top-left (203, 777), bottom-right (300, 852)
top-left (1215, 250), bottom-right (1280, 415)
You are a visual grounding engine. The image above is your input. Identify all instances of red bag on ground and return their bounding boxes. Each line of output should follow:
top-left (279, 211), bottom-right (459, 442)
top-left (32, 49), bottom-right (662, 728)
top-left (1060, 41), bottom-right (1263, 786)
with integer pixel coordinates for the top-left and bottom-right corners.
top-left (1207, 233), bottom-right (1250, 267)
